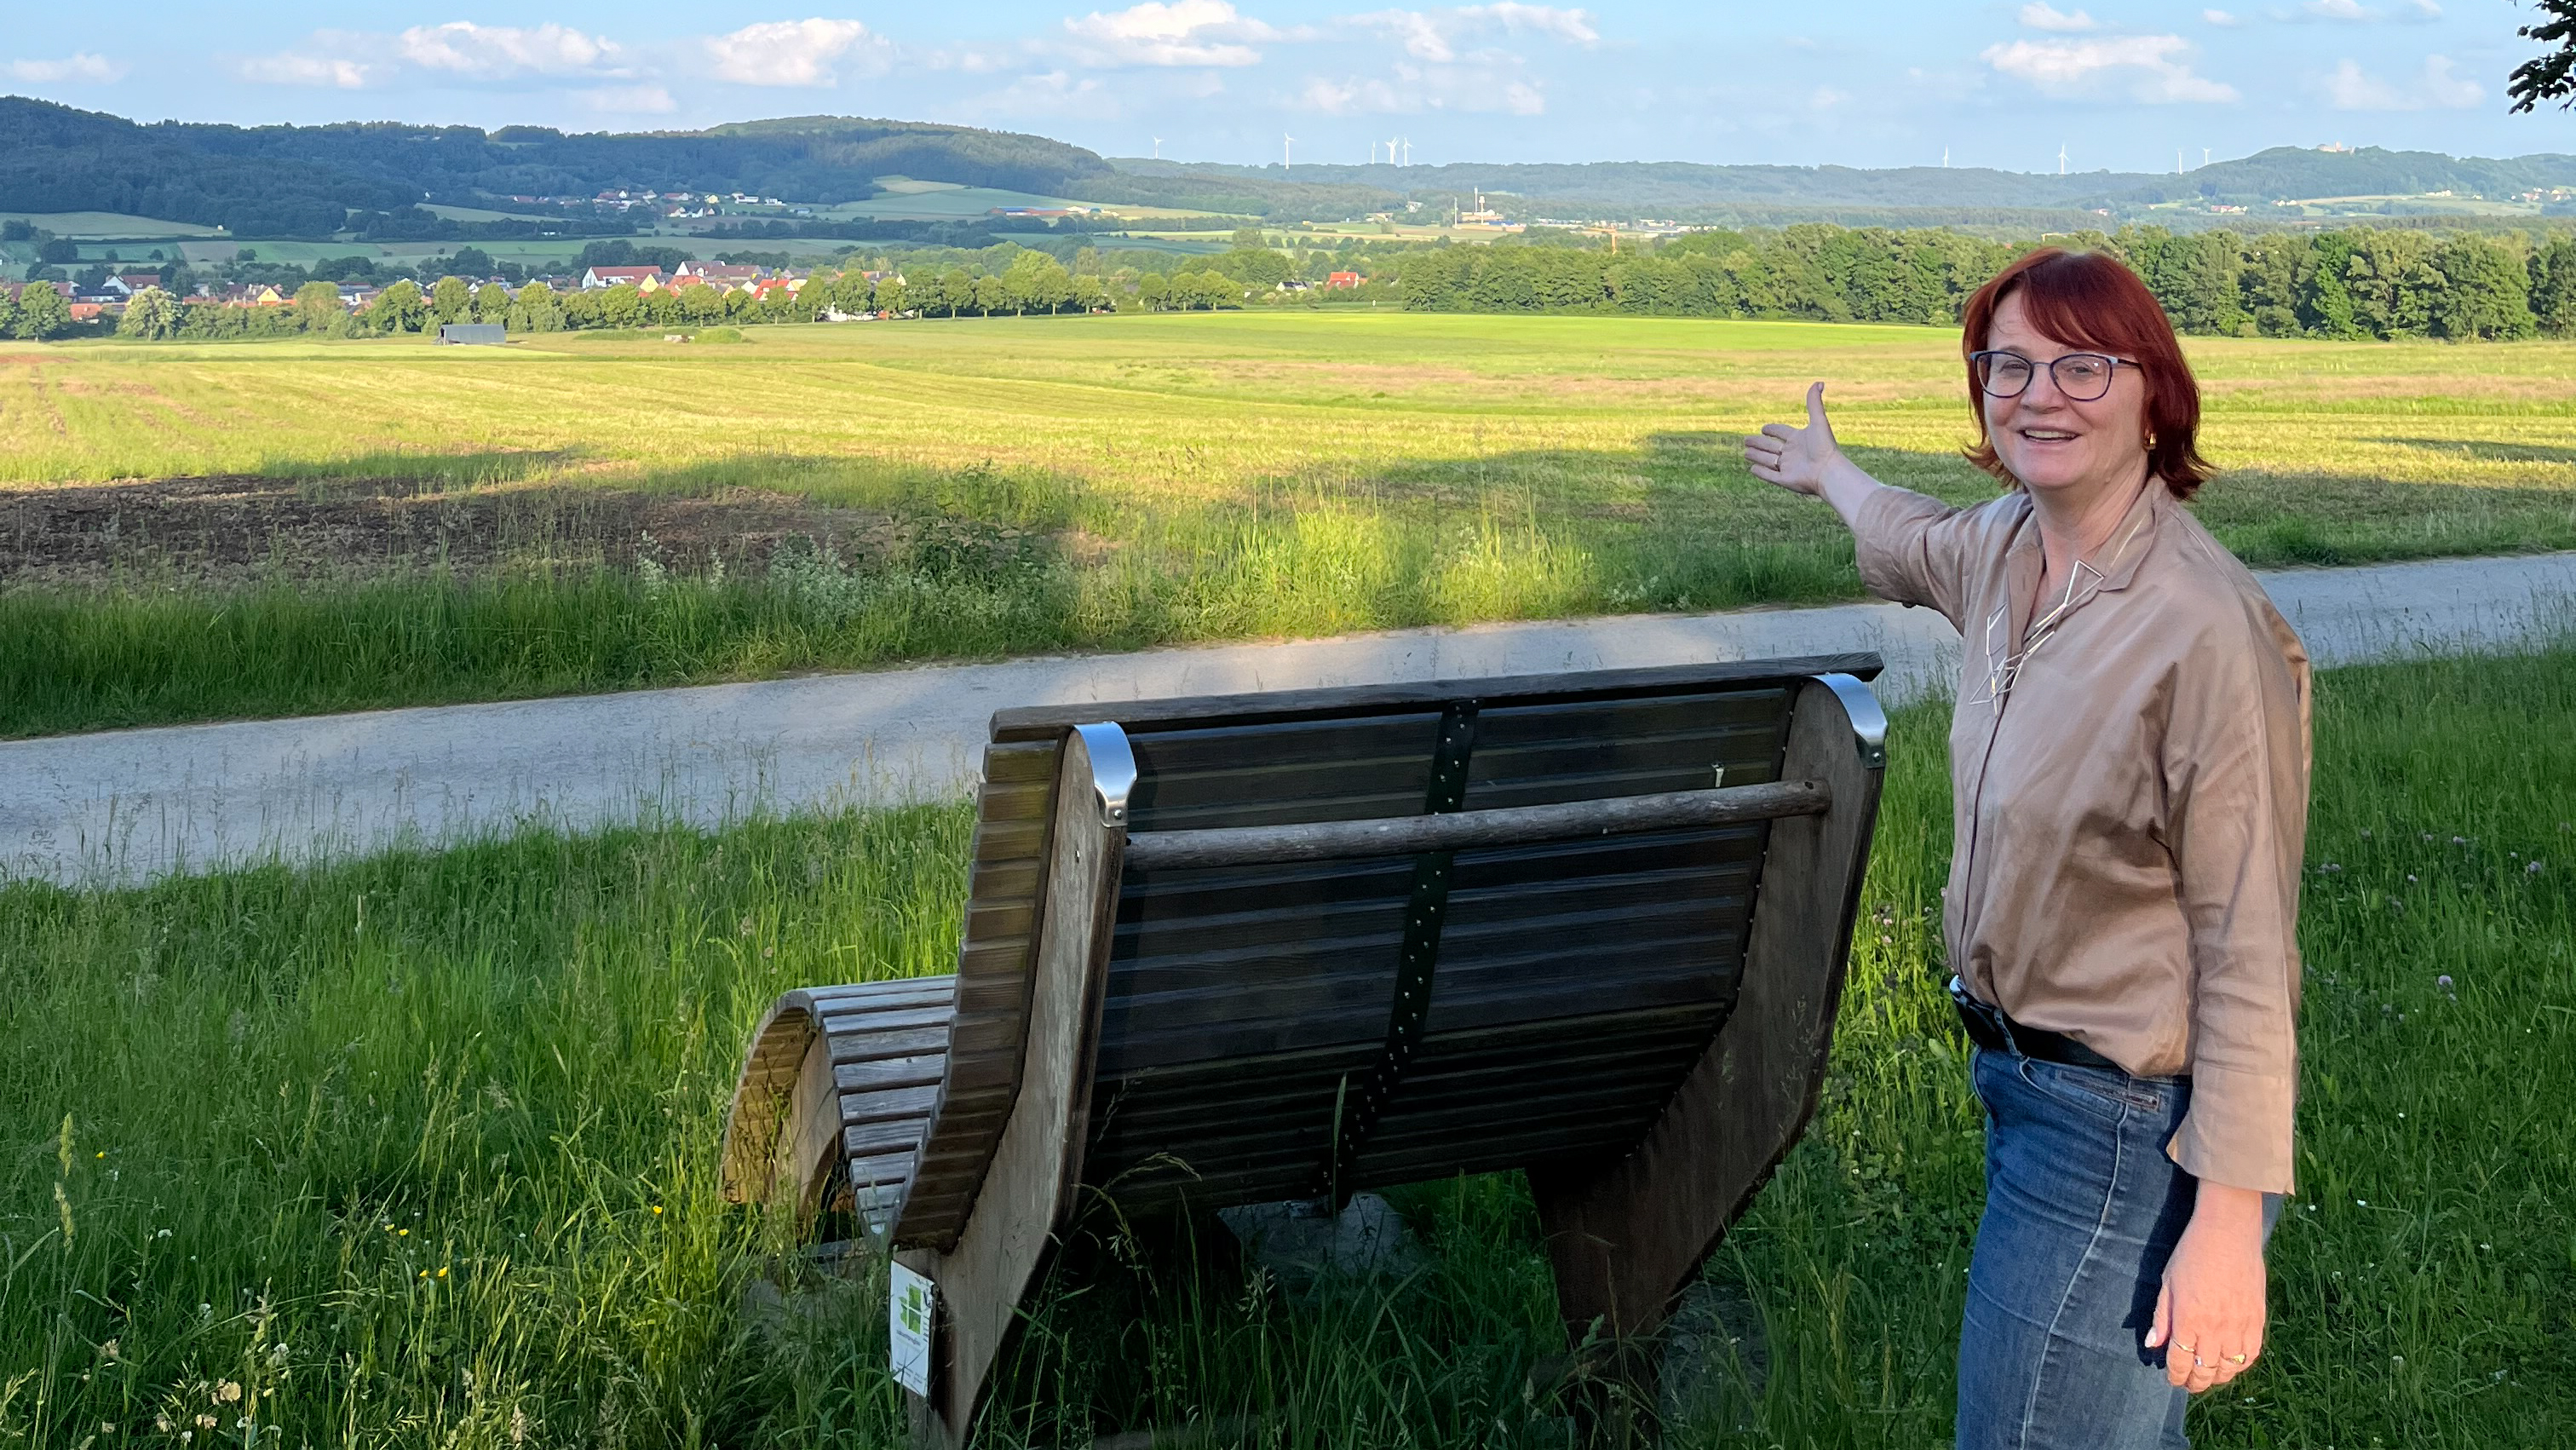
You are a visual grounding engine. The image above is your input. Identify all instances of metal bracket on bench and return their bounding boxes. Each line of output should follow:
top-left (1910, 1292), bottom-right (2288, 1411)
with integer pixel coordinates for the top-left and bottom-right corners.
top-left (1813, 673), bottom-right (1889, 770)
top-left (1318, 699), bottom-right (1479, 1201)
top-left (1072, 722), bottom-right (1139, 827)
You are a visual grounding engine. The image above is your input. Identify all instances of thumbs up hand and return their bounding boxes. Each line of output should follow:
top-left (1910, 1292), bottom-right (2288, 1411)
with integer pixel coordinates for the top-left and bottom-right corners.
top-left (1743, 382), bottom-right (1843, 498)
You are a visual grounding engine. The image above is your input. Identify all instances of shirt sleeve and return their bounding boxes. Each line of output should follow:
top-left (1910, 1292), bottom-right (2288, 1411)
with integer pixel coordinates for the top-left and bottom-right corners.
top-left (2161, 597), bottom-right (2312, 1194)
top-left (1851, 486), bottom-right (1977, 630)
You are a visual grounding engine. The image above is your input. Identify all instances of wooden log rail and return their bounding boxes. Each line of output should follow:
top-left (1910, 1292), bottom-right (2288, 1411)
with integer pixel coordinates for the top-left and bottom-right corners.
top-left (1120, 778), bottom-right (1831, 872)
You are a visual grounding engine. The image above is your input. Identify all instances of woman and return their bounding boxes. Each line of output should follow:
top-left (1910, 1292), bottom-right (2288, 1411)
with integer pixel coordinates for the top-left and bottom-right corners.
top-left (1742, 248), bottom-right (2309, 1449)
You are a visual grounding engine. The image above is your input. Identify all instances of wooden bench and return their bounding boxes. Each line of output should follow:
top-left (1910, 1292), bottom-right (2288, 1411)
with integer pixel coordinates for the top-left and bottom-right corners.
top-left (721, 654), bottom-right (1889, 1446)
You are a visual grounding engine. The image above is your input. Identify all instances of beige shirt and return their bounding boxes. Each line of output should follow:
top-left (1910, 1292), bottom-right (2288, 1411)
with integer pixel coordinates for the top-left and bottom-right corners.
top-left (1854, 481), bottom-right (2311, 1194)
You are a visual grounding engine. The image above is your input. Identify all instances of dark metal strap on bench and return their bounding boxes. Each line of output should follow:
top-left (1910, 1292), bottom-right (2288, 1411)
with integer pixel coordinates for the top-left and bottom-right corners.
top-left (1120, 778), bottom-right (1833, 872)
top-left (1315, 699), bottom-right (1478, 1199)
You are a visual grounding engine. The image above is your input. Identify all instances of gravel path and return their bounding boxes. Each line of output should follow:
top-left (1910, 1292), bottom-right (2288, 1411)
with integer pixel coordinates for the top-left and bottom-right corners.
top-left (7, 550), bottom-right (2570, 886)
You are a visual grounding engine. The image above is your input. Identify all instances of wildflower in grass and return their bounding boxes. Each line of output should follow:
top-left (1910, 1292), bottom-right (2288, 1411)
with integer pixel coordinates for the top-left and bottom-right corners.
top-left (216, 1383), bottom-right (240, 1404)
top-left (2528, 860), bottom-right (2544, 873)
top-left (652, 1205), bottom-right (664, 1215)
top-left (2437, 975), bottom-right (2456, 998)
top-left (739, 915), bottom-right (756, 936)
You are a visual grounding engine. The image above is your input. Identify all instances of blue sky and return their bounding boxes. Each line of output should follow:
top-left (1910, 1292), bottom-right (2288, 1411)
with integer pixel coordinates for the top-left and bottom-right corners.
top-left (3, 2), bottom-right (2568, 171)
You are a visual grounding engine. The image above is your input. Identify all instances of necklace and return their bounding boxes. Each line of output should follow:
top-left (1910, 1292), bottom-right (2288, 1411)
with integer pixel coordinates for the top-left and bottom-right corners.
top-left (1964, 509), bottom-right (2149, 711)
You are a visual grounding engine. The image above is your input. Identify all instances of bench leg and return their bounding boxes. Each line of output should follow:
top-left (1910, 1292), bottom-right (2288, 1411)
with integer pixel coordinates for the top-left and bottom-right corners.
top-left (1529, 676), bottom-right (1883, 1361)
top-left (905, 725), bottom-right (1131, 1447)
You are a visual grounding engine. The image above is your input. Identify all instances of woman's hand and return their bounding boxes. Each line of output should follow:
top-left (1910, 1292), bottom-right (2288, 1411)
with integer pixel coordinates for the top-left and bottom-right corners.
top-left (2143, 1182), bottom-right (2268, 1394)
top-left (1743, 381), bottom-right (1844, 497)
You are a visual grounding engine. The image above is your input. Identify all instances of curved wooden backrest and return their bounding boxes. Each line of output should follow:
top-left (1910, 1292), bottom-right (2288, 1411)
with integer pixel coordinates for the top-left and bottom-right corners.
top-left (888, 652), bottom-right (1883, 1248)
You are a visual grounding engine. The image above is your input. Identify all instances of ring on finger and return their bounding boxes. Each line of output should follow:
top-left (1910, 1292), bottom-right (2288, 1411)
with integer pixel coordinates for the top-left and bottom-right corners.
top-left (2226, 1353), bottom-right (2249, 1365)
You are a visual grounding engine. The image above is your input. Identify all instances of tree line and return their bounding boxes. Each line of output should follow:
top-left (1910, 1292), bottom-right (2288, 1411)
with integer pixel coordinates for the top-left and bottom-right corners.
top-left (26, 222), bottom-right (2576, 345)
top-left (1398, 224), bottom-right (2576, 340)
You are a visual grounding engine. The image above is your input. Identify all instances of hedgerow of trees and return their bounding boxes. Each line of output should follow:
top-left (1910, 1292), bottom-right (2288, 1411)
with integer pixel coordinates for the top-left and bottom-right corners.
top-left (1396, 224), bottom-right (2576, 341)
top-left (37, 222), bottom-right (2576, 345)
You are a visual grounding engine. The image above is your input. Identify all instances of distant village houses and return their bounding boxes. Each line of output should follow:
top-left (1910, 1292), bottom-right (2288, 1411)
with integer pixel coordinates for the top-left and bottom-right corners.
top-left (581, 265), bottom-right (666, 290)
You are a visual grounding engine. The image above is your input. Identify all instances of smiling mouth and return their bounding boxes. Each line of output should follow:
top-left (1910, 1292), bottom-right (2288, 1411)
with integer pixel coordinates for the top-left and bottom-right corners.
top-left (2019, 429), bottom-right (2080, 442)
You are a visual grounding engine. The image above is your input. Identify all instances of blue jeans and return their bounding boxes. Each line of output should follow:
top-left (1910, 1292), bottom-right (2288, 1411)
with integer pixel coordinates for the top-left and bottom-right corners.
top-left (1957, 1046), bottom-right (2276, 1450)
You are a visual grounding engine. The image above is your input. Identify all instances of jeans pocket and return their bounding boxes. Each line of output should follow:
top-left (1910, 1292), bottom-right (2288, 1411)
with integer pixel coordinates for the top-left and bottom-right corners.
top-left (2015, 1056), bottom-right (2155, 1124)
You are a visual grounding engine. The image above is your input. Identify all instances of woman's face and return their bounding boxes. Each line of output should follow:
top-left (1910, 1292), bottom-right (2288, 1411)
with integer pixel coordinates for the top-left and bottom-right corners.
top-left (1980, 291), bottom-right (2152, 499)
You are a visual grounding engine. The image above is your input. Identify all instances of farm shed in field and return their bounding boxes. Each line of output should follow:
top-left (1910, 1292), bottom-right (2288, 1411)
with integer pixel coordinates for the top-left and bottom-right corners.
top-left (438, 324), bottom-right (506, 345)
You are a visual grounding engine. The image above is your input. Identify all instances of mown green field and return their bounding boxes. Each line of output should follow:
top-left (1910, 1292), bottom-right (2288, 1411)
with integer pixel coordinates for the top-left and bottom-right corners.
top-left (3, 645), bottom-right (2568, 1447)
top-left (4, 313), bottom-right (2575, 738)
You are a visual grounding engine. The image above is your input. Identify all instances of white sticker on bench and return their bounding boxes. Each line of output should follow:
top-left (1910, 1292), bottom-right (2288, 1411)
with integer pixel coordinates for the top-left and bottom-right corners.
top-left (890, 1261), bottom-right (935, 1397)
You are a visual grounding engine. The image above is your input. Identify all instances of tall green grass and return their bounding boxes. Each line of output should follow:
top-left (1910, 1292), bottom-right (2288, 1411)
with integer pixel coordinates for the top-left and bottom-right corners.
top-left (3, 649), bottom-right (2572, 1447)
top-left (0, 502), bottom-right (1856, 739)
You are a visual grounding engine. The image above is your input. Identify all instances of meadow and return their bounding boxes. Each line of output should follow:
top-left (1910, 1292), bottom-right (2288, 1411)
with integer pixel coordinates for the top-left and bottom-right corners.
top-left (1, 642), bottom-right (2568, 1448)
top-left (6, 312), bottom-right (2576, 738)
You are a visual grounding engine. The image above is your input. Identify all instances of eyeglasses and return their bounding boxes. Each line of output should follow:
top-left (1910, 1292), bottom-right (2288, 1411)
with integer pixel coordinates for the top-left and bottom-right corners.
top-left (1969, 349), bottom-right (2135, 403)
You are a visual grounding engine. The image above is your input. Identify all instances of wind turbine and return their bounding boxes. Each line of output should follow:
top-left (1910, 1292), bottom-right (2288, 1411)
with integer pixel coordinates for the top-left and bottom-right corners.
top-left (2203, 147), bottom-right (2211, 167)
top-left (1284, 134), bottom-right (1294, 170)
top-left (1400, 138), bottom-right (1412, 166)
top-left (1153, 137), bottom-right (1162, 159)
top-left (1386, 135), bottom-right (1400, 168)
top-left (2057, 142), bottom-right (2068, 175)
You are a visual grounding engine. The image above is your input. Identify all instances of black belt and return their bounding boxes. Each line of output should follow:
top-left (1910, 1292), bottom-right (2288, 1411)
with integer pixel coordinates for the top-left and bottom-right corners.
top-left (1948, 975), bottom-right (2125, 1073)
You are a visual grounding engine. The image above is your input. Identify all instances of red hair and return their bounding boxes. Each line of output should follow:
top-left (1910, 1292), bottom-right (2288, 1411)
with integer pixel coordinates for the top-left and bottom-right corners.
top-left (1960, 248), bottom-right (2212, 500)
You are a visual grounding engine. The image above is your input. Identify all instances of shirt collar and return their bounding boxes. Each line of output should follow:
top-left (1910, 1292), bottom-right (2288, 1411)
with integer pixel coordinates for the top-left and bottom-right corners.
top-left (2002, 479), bottom-right (2165, 594)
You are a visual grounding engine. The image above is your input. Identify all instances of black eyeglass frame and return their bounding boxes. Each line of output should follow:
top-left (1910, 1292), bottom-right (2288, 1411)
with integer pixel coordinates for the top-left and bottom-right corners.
top-left (1968, 348), bottom-right (2139, 403)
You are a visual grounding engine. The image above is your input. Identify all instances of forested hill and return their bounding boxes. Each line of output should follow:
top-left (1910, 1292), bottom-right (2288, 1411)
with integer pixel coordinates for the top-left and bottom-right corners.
top-left (1107, 146), bottom-right (2576, 218)
top-left (0, 96), bottom-right (1112, 236)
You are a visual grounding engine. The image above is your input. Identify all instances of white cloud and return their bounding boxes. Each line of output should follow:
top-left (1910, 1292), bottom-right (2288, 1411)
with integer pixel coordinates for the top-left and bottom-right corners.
top-left (4, 52), bottom-right (127, 83)
top-left (705, 18), bottom-right (889, 85)
top-left (397, 22), bottom-right (618, 78)
top-left (1062, 1), bottom-right (1282, 67)
top-left (237, 51), bottom-right (382, 89)
top-left (581, 84), bottom-right (676, 112)
top-left (2202, 8), bottom-right (2241, 23)
top-left (1981, 33), bottom-right (2238, 102)
top-left (2018, 3), bottom-right (2098, 32)
top-left (1351, 5), bottom-right (1597, 63)
top-left (1472, 3), bottom-right (1599, 43)
top-left (1302, 74), bottom-right (1406, 111)
top-left (1298, 55), bottom-right (1555, 113)
top-left (2300, 0), bottom-right (2373, 19)
top-left (971, 67), bottom-right (1124, 118)
top-left (2324, 54), bottom-right (2482, 108)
